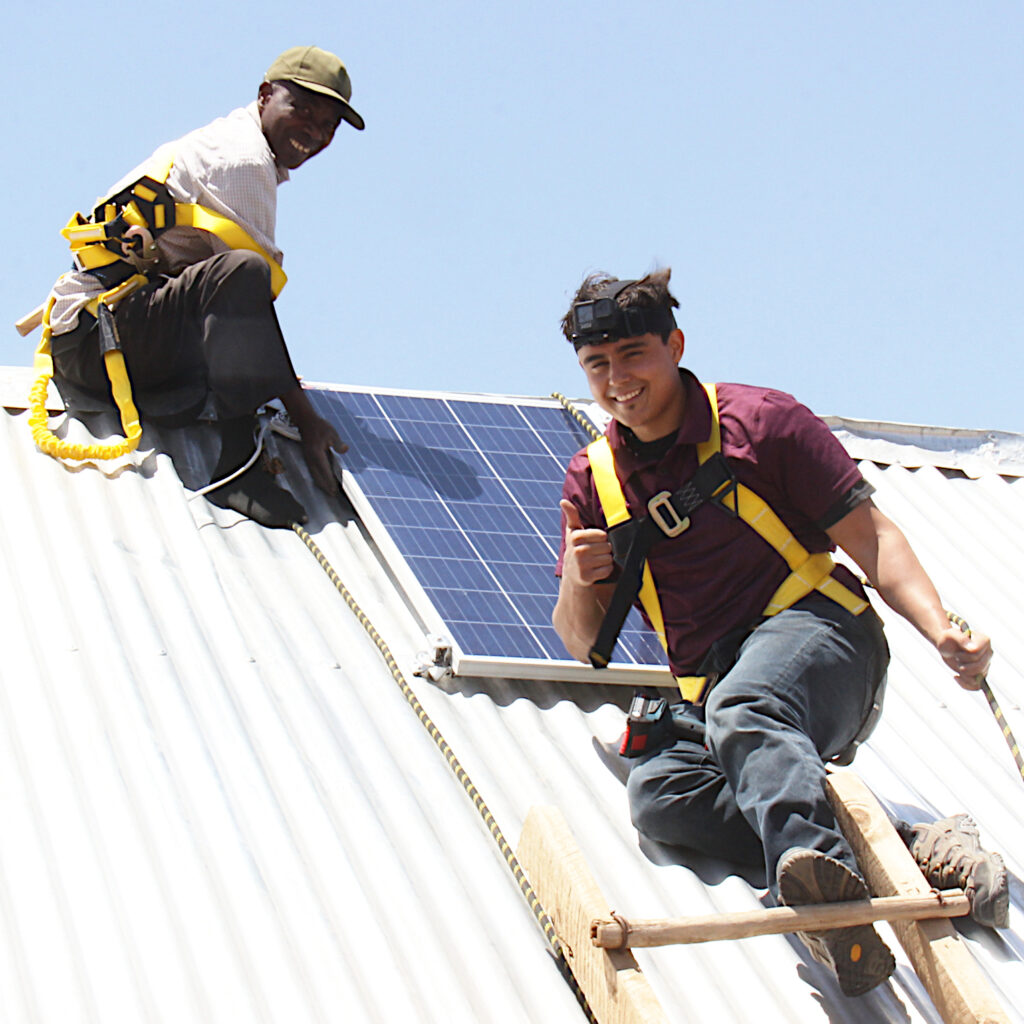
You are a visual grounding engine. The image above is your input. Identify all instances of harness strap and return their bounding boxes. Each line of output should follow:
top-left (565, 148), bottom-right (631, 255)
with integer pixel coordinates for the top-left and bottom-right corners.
top-left (589, 451), bottom-right (738, 674)
top-left (29, 281), bottom-right (145, 461)
top-left (585, 382), bottom-right (868, 703)
top-left (30, 153), bottom-right (287, 462)
top-left (62, 156), bottom-right (288, 298)
top-left (700, 383), bottom-right (867, 619)
top-left (588, 433), bottom-right (667, 656)
top-left (173, 204), bottom-right (287, 297)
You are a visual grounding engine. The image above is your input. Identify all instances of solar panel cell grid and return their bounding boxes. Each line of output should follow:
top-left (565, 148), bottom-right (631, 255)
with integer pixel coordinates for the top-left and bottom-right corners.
top-left (306, 388), bottom-right (666, 673)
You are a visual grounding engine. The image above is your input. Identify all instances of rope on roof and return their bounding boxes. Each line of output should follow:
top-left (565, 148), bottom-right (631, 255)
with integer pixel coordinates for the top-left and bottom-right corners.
top-left (291, 522), bottom-right (599, 1023)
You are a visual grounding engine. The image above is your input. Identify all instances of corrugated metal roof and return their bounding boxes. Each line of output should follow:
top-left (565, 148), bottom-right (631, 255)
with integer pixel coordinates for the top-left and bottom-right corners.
top-left (1, 377), bottom-right (1022, 1024)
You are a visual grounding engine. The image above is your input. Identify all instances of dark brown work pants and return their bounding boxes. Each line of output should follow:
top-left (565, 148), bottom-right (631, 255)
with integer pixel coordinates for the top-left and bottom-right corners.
top-left (51, 250), bottom-right (298, 425)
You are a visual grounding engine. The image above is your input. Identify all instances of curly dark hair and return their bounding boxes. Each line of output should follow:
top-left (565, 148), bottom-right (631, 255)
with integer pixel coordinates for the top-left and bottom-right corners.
top-left (560, 267), bottom-right (679, 343)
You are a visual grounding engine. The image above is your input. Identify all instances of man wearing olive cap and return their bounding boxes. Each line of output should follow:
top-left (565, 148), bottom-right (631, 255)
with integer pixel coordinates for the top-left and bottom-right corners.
top-left (46, 46), bottom-right (364, 526)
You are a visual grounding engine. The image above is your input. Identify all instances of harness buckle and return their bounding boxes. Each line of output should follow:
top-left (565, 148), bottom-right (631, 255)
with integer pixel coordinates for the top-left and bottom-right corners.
top-left (648, 491), bottom-right (690, 537)
top-left (120, 225), bottom-right (156, 260)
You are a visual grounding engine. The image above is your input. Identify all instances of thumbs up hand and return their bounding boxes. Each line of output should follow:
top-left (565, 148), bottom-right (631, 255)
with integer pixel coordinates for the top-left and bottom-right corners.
top-left (553, 500), bottom-right (617, 662)
top-left (560, 499), bottom-right (614, 586)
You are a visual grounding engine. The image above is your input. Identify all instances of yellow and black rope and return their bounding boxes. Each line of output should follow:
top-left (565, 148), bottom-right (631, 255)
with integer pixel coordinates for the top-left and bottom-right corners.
top-left (946, 612), bottom-right (1023, 783)
top-left (291, 523), bottom-right (597, 1022)
top-left (551, 391), bottom-right (601, 443)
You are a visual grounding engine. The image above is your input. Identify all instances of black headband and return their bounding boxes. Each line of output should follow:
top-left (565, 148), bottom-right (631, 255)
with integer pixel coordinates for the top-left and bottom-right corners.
top-left (569, 280), bottom-right (677, 351)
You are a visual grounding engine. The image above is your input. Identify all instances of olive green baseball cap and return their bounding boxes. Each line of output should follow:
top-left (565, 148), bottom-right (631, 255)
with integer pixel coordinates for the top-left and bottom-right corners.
top-left (265, 45), bottom-right (365, 130)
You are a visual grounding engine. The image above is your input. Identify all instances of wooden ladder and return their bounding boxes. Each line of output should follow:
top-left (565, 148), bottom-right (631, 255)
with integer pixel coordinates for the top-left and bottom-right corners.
top-left (515, 770), bottom-right (1009, 1024)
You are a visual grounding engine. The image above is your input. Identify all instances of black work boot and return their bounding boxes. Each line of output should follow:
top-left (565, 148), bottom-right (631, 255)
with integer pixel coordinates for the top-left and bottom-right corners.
top-left (899, 814), bottom-right (1009, 929)
top-left (777, 848), bottom-right (896, 997)
top-left (205, 416), bottom-right (307, 528)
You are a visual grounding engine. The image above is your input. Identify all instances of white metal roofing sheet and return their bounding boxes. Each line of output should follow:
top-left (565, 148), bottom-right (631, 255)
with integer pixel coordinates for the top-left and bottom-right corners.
top-left (1, 384), bottom-right (1022, 1024)
top-left (0, 407), bottom-right (583, 1023)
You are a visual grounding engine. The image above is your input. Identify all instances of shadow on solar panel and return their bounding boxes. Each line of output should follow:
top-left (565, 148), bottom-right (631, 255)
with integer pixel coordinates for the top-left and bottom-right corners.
top-left (312, 392), bottom-right (484, 500)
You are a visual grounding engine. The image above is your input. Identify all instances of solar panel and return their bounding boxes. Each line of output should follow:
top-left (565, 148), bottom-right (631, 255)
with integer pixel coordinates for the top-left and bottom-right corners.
top-left (305, 385), bottom-right (673, 685)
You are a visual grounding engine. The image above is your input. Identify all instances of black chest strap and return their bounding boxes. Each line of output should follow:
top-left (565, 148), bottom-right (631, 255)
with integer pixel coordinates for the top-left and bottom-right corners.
top-left (589, 452), bottom-right (737, 670)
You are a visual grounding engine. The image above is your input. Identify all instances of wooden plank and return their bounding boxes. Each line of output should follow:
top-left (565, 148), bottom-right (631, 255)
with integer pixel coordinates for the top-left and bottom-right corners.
top-left (15, 303), bottom-right (44, 337)
top-left (592, 890), bottom-right (969, 948)
top-left (826, 770), bottom-right (1010, 1024)
top-left (516, 806), bottom-right (669, 1024)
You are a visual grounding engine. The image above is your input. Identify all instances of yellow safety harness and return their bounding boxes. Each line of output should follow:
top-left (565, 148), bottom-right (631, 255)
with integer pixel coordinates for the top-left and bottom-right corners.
top-left (587, 382), bottom-right (868, 704)
top-left (28, 152), bottom-right (287, 461)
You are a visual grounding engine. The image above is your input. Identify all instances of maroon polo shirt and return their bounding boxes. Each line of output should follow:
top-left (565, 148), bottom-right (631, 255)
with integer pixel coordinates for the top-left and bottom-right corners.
top-left (556, 370), bottom-right (869, 674)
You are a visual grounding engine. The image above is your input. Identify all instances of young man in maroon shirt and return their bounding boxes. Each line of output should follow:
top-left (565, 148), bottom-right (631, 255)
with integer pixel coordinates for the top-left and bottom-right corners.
top-left (553, 268), bottom-right (1005, 997)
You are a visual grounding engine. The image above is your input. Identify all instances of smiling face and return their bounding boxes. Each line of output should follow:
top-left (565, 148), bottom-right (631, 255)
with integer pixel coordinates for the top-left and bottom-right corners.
top-left (258, 81), bottom-right (344, 170)
top-left (578, 329), bottom-right (687, 441)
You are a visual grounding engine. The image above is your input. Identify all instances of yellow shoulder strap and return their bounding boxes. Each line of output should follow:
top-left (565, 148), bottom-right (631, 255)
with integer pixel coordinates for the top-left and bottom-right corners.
top-left (174, 203), bottom-right (287, 298)
top-left (587, 436), bottom-right (629, 527)
top-left (699, 384), bottom-right (867, 616)
top-left (63, 152), bottom-right (288, 297)
top-left (696, 382), bottom-right (721, 463)
top-left (586, 434), bottom-right (708, 703)
top-left (149, 150), bottom-right (175, 183)
top-left (148, 151), bottom-right (288, 298)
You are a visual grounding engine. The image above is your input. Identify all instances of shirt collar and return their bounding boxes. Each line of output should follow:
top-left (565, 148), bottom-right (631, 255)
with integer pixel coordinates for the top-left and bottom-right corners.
top-left (244, 101), bottom-right (290, 184)
top-left (605, 368), bottom-right (713, 474)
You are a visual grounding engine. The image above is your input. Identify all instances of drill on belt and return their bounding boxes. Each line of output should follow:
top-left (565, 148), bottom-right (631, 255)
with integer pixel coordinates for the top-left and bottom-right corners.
top-left (619, 692), bottom-right (672, 757)
top-left (619, 691), bottom-right (707, 757)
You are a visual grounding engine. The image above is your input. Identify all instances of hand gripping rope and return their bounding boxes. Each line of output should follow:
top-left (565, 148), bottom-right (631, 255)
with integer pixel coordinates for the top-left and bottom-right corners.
top-left (289, 523), bottom-right (598, 1022)
top-left (947, 612), bottom-right (1024, 783)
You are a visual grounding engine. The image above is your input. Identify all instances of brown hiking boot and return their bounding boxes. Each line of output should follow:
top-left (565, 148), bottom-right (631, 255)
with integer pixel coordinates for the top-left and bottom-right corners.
top-left (777, 848), bottom-right (896, 997)
top-left (902, 814), bottom-right (1009, 929)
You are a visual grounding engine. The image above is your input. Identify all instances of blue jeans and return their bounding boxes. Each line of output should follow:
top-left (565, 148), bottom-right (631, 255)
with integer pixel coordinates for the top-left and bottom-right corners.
top-left (626, 594), bottom-right (889, 895)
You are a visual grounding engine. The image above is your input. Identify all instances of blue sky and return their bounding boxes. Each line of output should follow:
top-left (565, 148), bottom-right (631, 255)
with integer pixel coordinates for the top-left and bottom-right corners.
top-left (5, 1), bottom-right (1022, 431)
